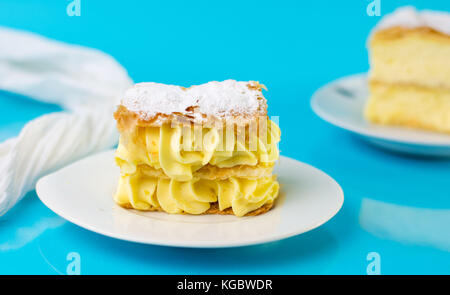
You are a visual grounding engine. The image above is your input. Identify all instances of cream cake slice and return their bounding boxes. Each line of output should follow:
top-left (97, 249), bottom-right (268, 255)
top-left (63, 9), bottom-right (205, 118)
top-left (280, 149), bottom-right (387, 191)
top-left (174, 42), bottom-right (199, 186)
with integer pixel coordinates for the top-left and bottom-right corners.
top-left (113, 80), bottom-right (281, 217)
top-left (365, 7), bottom-right (450, 133)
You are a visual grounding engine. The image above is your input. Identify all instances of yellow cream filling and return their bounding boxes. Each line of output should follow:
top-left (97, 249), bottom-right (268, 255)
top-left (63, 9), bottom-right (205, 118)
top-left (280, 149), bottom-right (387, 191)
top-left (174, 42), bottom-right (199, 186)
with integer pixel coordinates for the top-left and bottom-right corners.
top-left (116, 120), bottom-right (281, 181)
top-left (114, 174), bottom-right (279, 217)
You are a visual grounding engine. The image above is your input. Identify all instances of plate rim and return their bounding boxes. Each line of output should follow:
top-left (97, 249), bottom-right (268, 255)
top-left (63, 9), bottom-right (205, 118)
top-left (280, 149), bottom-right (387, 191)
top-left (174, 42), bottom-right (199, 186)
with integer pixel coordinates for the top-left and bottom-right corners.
top-left (311, 73), bottom-right (450, 147)
top-left (36, 151), bottom-right (344, 248)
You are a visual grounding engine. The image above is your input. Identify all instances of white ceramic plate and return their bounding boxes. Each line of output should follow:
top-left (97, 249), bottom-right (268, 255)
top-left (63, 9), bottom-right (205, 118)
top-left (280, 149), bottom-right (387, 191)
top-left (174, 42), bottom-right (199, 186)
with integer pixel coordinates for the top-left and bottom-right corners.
top-left (311, 74), bottom-right (450, 157)
top-left (36, 150), bottom-right (344, 248)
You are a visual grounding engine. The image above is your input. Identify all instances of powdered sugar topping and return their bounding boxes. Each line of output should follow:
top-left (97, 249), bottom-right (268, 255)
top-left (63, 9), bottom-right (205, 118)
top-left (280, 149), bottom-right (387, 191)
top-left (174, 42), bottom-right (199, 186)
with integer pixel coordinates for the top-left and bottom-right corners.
top-left (375, 6), bottom-right (450, 35)
top-left (121, 80), bottom-right (266, 120)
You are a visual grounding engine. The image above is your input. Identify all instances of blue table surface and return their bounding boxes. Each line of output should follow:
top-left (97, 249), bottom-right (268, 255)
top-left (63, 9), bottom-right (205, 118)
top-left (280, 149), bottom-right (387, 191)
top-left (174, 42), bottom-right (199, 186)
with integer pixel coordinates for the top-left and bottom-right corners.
top-left (0, 0), bottom-right (449, 275)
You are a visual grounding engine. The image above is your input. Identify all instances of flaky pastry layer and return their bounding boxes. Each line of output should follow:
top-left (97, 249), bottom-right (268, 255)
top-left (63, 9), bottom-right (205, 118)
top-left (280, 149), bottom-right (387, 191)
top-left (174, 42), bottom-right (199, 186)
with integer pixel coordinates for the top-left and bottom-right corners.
top-left (138, 163), bottom-right (274, 180)
top-left (119, 201), bottom-right (274, 216)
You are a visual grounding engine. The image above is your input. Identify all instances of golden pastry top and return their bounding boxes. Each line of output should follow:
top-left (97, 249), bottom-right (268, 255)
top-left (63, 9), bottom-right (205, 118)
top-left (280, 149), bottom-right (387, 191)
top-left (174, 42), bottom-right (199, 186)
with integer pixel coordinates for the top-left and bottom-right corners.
top-left (115, 80), bottom-right (268, 128)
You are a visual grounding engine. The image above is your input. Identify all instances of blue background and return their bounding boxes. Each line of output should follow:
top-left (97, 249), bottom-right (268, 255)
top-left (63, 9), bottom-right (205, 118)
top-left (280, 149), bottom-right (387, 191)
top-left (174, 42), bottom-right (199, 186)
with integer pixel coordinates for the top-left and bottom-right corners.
top-left (0, 0), bottom-right (449, 274)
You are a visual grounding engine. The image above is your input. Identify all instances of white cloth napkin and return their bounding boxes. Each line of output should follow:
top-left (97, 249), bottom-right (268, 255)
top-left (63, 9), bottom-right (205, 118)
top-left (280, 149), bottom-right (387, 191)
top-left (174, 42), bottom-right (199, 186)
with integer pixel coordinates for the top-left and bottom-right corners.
top-left (0, 27), bottom-right (133, 216)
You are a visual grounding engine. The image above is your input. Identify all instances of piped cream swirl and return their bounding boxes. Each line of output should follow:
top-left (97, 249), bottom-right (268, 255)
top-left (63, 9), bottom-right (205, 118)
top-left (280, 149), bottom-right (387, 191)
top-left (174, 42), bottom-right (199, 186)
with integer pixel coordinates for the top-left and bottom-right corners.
top-left (115, 120), bottom-right (280, 181)
top-left (114, 173), bottom-right (279, 217)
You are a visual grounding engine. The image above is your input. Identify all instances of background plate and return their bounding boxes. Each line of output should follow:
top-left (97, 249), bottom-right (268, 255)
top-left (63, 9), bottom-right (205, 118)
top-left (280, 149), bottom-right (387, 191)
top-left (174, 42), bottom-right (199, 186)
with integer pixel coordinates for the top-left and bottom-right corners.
top-left (311, 74), bottom-right (450, 157)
